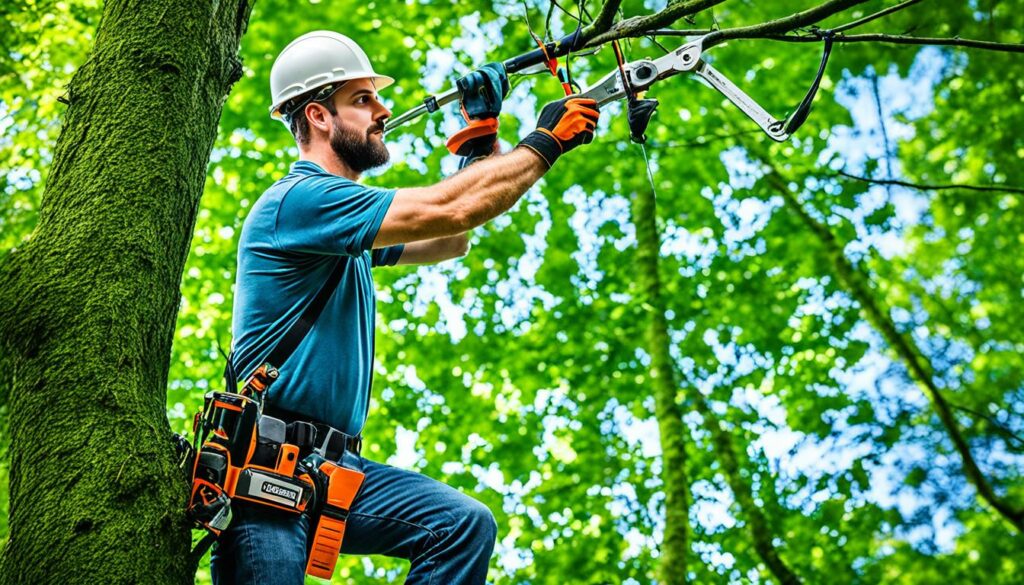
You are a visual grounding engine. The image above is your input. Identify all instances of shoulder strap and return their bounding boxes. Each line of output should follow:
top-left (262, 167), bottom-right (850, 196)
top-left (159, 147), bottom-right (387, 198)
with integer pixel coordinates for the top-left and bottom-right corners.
top-left (224, 259), bottom-right (344, 389)
top-left (264, 259), bottom-right (344, 370)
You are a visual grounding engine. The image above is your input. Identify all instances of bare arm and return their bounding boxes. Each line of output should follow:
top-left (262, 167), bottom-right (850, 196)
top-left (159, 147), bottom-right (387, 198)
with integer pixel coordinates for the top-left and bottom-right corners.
top-left (395, 234), bottom-right (470, 265)
top-left (372, 147), bottom-right (546, 248)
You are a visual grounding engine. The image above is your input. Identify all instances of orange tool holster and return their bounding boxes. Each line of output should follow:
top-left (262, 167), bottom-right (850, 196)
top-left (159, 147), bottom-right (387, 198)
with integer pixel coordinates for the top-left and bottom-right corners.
top-left (305, 459), bottom-right (366, 579)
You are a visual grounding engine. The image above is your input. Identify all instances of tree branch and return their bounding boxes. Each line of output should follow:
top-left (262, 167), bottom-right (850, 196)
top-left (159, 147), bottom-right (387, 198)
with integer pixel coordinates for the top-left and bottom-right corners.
top-left (770, 32), bottom-right (1024, 53)
top-left (589, 0), bottom-right (622, 37)
top-left (632, 164), bottom-right (692, 585)
top-left (584, 0), bottom-right (1022, 58)
top-left (868, 71), bottom-right (895, 195)
top-left (836, 170), bottom-right (1024, 194)
top-left (585, 0), bottom-right (727, 45)
top-left (760, 162), bottom-right (1024, 533)
top-left (637, 27), bottom-right (1024, 55)
top-left (949, 401), bottom-right (1024, 450)
top-left (586, 0), bottom-right (871, 48)
top-left (702, 0), bottom-right (872, 48)
top-left (691, 393), bottom-right (803, 584)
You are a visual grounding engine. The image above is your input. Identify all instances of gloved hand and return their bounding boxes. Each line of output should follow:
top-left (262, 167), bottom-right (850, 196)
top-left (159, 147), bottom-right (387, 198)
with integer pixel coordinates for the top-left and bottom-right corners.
top-left (448, 62), bottom-right (509, 168)
top-left (517, 97), bottom-right (600, 168)
top-left (456, 62), bottom-right (509, 120)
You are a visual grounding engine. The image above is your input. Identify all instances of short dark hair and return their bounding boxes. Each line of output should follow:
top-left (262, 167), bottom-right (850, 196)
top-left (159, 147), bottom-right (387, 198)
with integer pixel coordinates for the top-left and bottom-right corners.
top-left (283, 83), bottom-right (345, 145)
top-left (287, 95), bottom-right (337, 146)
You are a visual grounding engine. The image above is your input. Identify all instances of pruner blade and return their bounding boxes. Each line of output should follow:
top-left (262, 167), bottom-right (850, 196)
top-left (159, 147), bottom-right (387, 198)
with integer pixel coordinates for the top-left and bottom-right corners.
top-left (574, 35), bottom-right (790, 142)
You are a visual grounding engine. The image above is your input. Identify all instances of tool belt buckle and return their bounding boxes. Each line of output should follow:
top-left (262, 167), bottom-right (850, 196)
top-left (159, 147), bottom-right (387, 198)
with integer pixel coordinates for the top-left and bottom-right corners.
top-left (314, 426), bottom-right (348, 460)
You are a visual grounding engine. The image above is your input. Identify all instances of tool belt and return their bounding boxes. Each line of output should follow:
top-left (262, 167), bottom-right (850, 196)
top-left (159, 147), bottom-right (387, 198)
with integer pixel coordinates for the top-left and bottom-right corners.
top-left (175, 364), bottom-right (364, 580)
top-left (262, 402), bottom-right (362, 460)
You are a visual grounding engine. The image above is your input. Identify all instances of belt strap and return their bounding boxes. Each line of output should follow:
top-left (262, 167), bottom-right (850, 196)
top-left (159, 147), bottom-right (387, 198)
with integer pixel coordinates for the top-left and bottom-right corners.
top-left (263, 403), bottom-right (362, 459)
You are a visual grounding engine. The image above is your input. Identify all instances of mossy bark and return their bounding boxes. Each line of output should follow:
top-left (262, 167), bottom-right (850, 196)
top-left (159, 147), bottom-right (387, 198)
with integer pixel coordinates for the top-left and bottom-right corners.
top-left (0, 2), bottom-right (252, 583)
top-left (632, 187), bottom-right (691, 585)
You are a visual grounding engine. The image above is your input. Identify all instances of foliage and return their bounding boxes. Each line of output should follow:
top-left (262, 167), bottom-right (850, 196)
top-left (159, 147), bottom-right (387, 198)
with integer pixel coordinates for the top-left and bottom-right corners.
top-left (2, 0), bottom-right (1022, 583)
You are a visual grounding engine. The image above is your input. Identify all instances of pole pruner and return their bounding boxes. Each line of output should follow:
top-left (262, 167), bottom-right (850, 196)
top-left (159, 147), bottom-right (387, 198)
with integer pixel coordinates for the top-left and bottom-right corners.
top-left (384, 30), bottom-right (834, 146)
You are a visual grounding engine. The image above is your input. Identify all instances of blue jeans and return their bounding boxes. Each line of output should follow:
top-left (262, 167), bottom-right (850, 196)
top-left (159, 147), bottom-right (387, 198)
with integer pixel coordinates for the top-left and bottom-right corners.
top-left (210, 451), bottom-right (498, 584)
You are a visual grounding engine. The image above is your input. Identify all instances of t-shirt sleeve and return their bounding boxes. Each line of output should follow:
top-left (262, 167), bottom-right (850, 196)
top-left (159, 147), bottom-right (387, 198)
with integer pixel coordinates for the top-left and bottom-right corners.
top-left (371, 245), bottom-right (405, 267)
top-left (275, 175), bottom-right (396, 256)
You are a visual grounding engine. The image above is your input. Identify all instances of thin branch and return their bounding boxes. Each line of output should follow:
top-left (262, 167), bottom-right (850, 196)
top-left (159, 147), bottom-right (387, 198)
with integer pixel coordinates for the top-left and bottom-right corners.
top-left (590, 0), bottom-right (623, 36)
top-left (647, 28), bottom-right (715, 37)
top-left (837, 170), bottom-right (1024, 194)
top-left (832, 0), bottom-right (925, 33)
top-left (835, 32), bottom-right (1024, 52)
top-left (949, 402), bottom-right (1024, 449)
top-left (644, 27), bottom-right (1024, 55)
top-left (549, 0), bottom-right (588, 27)
top-left (767, 32), bottom-right (1024, 53)
top-left (868, 70), bottom-right (895, 197)
top-left (702, 0), bottom-right (872, 48)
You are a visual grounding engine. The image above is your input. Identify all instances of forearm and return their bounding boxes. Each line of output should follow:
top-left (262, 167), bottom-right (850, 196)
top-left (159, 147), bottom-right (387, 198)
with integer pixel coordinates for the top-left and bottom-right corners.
top-left (439, 148), bottom-right (547, 229)
top-left (396, 233), bottom-right (470, 265)
top-left (375, 97), bottom-right (597, 248)
top-left (375, 147), bottom-right (547, 247)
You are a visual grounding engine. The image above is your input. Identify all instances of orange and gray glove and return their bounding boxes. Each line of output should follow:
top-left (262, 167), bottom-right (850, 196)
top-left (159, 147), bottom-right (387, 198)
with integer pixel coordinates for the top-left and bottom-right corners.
top-left (517, 97), bottom-right (600, 168)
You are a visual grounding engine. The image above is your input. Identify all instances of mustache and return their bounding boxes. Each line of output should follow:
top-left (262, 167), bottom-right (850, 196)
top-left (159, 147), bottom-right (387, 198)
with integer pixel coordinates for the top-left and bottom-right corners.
top-left (368, 121), bottom-right (386, 136)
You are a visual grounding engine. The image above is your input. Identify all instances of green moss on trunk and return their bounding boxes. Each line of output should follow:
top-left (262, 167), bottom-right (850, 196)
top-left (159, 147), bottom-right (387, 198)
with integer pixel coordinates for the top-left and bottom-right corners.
top-left (0, 1), bottom-right (252, 583)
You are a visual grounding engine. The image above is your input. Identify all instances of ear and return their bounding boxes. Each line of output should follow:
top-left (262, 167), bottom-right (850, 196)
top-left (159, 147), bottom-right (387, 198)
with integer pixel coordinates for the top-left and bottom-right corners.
top-left (305, 102), bottom-right (333, 135)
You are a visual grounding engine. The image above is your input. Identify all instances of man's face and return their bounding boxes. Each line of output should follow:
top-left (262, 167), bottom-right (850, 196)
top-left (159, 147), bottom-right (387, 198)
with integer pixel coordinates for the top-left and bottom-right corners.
top-left (327, 79), bottom-right (392, 173)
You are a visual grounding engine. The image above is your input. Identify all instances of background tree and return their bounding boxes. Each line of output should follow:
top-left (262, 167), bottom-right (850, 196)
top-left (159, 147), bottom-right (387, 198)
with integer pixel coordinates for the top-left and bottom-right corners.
top-left (1, 0), bottom-right (1021, 583)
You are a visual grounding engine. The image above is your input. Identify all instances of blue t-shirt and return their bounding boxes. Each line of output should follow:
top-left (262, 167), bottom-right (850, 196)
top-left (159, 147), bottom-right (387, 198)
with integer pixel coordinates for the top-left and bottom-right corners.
top-left (230, 160), bottom-right (403, 435)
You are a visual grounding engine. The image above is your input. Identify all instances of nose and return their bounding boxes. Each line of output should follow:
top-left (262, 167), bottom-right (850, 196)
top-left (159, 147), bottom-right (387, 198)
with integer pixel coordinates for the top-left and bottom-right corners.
top-left (374, 99), bottom-right (392, 123)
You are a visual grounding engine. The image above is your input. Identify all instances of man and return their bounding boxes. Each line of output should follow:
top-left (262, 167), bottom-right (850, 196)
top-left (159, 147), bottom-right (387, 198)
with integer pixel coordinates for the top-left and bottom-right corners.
top-left (213, 31), bottom-right (599, 584)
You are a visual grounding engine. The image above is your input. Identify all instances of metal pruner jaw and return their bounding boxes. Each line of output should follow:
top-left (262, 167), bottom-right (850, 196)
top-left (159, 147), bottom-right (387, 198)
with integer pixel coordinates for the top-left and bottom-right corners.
top-left (627, 60), bottom-right (661, 92)
top-left (574, 68), bottom-right (628, 106)
top-left (650, 36), bottom-right (705, 78)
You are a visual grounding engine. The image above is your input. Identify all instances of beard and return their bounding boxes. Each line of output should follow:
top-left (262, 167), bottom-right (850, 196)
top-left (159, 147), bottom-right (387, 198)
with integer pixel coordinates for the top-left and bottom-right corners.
top-left (329, 118), bottom-right (390, 173)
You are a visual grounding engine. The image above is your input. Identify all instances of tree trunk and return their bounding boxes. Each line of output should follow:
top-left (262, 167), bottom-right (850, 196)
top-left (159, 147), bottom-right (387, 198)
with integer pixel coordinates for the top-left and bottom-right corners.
top-left (632, 186), bottom-right (691, 584)
top-left (764, 169), bottom-right (1024, 533)
top-left (0, 1), bottom-right (252, 583)
top-left (693, 399), bottom-right (803, 584)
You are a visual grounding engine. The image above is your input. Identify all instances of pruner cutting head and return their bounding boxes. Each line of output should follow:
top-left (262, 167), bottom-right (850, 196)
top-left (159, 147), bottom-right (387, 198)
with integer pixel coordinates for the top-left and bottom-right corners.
top-left (572, 33), bottom-right (833, 143)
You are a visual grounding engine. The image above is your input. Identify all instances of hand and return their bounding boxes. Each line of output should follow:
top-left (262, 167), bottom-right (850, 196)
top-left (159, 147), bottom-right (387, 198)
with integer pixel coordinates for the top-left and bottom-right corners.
top-left (449, 63), bottom-right (509, 168)
top-left (456, 62), bottom-right (509, 120)
top-left (517, 97), bottom-right (600, 168)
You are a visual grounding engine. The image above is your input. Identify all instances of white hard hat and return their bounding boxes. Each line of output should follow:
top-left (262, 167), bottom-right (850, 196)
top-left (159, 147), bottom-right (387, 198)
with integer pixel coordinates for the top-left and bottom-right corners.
top-left (269, 30), bottom-right (395, 120)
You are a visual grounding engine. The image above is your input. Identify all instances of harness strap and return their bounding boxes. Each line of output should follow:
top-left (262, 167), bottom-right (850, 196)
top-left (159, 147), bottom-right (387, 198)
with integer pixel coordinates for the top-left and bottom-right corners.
top-left (224, 175), bottom-right (346, 392)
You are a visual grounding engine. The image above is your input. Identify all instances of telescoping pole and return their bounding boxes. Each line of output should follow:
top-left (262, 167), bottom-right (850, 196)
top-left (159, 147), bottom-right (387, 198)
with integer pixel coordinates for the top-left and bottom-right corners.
top-left (384, 30), bottom-right (584, 134)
